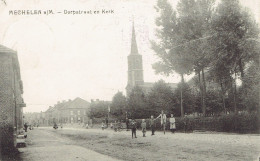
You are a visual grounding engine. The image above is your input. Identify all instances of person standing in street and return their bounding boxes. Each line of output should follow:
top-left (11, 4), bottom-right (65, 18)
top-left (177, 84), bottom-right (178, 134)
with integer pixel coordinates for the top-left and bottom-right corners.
top-left (24, 123), bottom-right (28, 132)
top-left (141, 119), bottom-right (147, 137)
top-left (126, 117), bottom-right (129, 131)
top-left (131, 119), bottom-right (137, 139)
top-left (150, 115), bottom-right (155, 135)
top-left (156, 110), bottom-right (167, 134)
top-left (169, 114), bottom-right (176, 133)
top-left (105, 117), bottom-right (108, 128)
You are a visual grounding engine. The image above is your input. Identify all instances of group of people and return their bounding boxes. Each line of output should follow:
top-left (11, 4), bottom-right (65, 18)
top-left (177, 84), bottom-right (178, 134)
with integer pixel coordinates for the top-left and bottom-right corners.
top-left (128, 110), bottom-right (176, 139)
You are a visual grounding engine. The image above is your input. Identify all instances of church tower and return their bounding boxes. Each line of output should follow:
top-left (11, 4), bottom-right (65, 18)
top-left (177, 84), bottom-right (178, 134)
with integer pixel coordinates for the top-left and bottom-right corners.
top-left (126, 22), bottom-right (144, 96)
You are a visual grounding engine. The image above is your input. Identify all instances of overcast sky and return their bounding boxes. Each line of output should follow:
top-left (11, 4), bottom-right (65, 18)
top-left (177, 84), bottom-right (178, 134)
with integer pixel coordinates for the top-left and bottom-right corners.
top-left (0, 0), bottom-right (258, 112)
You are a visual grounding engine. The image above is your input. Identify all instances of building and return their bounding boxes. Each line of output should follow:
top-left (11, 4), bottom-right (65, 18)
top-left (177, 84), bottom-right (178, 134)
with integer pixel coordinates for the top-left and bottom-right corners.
top-left (44, 97), bottom-right (90, 125)
top-left (126, 23), bottom-right (177, 96)
top-left (0, 44), bottom-right (26, 153)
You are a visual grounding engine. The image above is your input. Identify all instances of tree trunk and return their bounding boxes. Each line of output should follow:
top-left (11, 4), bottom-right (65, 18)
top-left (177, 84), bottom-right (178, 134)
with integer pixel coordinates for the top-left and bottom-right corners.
top-left (220, 82), bottom-right (226, 114)
top-left (238, 59), bottom-right (244, 79)
top-left (202, 68), bottom-right (206, 116)
top-left (180, 74), bottom-right (184, 117)
top-left (198, 71), bottom-right (203, 113)
top-left (233, 72), bottom-right (237, 114)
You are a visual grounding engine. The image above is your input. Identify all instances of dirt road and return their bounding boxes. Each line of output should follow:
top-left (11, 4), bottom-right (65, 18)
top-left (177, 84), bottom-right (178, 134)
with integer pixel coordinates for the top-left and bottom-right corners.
top-left (18, 127), bottom-right (260, 161)
top-left (18, 128), bottom-right (120, 161)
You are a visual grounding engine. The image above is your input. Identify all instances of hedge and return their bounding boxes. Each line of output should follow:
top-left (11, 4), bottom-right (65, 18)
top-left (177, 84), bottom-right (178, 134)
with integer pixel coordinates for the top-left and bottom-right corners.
top-left (93, 113), bottom-right (259, 134)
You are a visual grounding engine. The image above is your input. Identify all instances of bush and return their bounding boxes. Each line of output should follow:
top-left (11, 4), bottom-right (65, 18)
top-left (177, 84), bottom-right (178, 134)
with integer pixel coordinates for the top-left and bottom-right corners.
top-left (93, 113), bottom-right (259, 134)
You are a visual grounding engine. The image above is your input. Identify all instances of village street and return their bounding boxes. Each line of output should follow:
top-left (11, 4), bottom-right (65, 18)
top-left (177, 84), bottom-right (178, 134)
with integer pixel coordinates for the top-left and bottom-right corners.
top-left (16, 127), bottom-right (260, 161)
top-left (18, 127), bottom-right (120, 161)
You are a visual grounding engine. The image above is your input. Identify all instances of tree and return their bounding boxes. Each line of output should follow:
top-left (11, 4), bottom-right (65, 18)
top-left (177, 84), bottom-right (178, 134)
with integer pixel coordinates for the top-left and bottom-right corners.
top-left (239, 61), bottom-right (260, 112)
top-left (126, 86), bottom-right (148, 119)
top-left (208, 63), bottom-right (232, 113)
top-left (172, 82), bottom-right (195, 116)
top-left (147, 80), bottom-right (175, 116)
top-left (210, 0), bottom-right (260, 113)
top-left (110, 92), bottom-right (127, 119)
top-left (152, 0), bottom-right (194, 117)
top-left (176, 0), bottom-right (215, 116)
top-left (89, 101), bottom-right (110, 118)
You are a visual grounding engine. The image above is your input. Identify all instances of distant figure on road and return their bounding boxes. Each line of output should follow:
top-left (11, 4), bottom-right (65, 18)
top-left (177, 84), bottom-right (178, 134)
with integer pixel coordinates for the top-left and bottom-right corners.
top-left (24, 123), bottom-right (28, 132)
top-left (131, 119), bottom-right (137, 139)
top-left (126, 117), bottom-right (129, 131)
top-left (53, 122), bottom-right (58, 129)
top-left (150, 115), bottom-right (155, 135)
top-left (170, 114), bottom-right (176, 133)
top-left (114, 120), bottom-right (118, 132)
top-left (105, 117), bottom-right (109, 128)
top-left (141, 119), bottom-right (146, 137)
top-left (101, 122), bottom-right (105, 130)
top-left (156, 110), bottom-right (167, 134)
top-left (184, 115), bottom-right (189, 133)
top-left (89, 119), bottom-right (93, 128)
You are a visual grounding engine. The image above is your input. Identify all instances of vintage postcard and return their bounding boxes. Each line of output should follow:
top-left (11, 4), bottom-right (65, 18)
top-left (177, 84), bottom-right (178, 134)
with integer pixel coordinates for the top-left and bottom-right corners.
top-left (0, 0), bottom-right (259, 160)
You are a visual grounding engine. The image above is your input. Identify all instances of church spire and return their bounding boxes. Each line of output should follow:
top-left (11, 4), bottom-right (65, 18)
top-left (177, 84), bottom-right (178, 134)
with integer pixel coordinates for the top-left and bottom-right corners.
top-left (130, 21), bottom-right (139, 55)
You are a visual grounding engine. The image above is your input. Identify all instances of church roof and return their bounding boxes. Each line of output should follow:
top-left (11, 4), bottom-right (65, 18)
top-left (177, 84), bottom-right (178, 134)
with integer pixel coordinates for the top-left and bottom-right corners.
top-left (130, 21), bottom-right (139, 55)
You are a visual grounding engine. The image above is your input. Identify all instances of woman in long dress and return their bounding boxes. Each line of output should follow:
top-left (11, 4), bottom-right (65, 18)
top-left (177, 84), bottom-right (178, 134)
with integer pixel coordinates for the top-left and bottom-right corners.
top-left (170, 114), bottom-right (176, 133)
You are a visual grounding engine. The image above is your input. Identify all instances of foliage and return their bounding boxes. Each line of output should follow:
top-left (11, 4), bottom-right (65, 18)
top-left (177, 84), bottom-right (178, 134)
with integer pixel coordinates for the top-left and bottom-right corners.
top-left (117, 113), bottom-right (259, 134)
top-left (146, 80), bottom-right (175, 116)
top-left (89, 101), bottom-right (110, 118)
top-left (110, 92), bottom-right (127, 119)
top-left (126, 86), bottom-right (148, 119)
top-left (210, 0), bottom-right (260, 77)
top-left (172, 82), bottom-right (196, 116)
top-left (239, 62), bottom-right (260, 112)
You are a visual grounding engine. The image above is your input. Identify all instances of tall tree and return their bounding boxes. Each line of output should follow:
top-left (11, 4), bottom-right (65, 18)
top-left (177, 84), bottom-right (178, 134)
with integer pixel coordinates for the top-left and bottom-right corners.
top-left (173, 82), bottom-right (195, 116)
top-left (127, 86), bottom-right (148, 119)
top-left (110, 91), bottom-right (127, 119)
top-left (147, 80), bottom-right (175, 115)
top-left (89, 101), bottom-right (110, 118)
top-left (210, 0), bottom-right (260, 113)
top-left (176, 0), bottom-right (215, 116)
top-left (239, 61), bottom-right (260, 112)
top-left (152, 0), bottom-right (194, 117)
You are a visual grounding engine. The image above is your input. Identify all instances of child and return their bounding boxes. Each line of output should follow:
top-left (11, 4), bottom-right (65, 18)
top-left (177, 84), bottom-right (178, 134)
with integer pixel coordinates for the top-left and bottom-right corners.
top-left (169, 114), bottom-right (176, 133)
top-left (101, 122), bottom-right (105, 130)
top-left (131, 119), bottom-right (137, 139)
top-left (150, 115), bottom-right (155, 135)
top-left (114, 120), bottom-right (118, 132)
top-left (141, 119), bottom-right (147, 137)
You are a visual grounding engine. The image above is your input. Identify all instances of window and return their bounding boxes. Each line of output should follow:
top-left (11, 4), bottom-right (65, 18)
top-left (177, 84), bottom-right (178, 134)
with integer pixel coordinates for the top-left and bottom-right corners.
top-left (78, 110), bottom-right (80, 115)
top-left (70, 111), bottom-right (73, 115)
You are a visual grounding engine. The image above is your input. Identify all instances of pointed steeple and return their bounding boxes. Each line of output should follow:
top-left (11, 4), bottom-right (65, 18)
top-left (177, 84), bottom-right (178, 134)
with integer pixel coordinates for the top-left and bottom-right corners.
top-left (130, 21), bottom-right (139, 55)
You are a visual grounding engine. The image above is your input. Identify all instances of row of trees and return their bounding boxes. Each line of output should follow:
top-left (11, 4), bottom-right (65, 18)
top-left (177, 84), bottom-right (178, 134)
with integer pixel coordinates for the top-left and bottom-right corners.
top-left (89, 0), bottom-right (259, 119)
top-left (151, 0), bottom-right (259, 117)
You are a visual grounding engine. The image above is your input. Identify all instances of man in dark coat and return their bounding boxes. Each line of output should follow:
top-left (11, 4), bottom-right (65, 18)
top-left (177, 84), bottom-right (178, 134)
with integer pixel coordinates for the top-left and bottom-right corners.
top-left (150, 115), bottom-right (155, 135)
top-left (131, 119), bottom-right (137, 139)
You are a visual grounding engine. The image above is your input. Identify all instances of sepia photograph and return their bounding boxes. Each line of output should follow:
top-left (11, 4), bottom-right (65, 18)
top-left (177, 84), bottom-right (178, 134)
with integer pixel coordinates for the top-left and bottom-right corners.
top-left (0, 0), bottom-right (259, 160)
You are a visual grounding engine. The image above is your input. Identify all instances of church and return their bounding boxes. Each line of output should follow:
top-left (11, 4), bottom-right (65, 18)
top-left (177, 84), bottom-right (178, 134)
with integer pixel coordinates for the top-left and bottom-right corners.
top-left (126, 23), bottom-right (177, 96)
